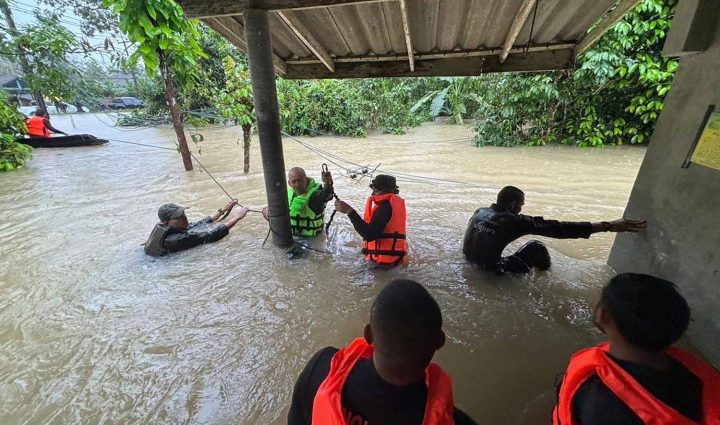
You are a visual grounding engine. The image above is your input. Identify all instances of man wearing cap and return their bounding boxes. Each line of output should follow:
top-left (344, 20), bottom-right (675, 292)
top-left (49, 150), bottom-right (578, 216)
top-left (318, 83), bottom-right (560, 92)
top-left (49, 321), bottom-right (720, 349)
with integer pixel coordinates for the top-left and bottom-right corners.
top-left (334, 174), bottom-right (408, 267)
top-left (144, 200), bottom-right (249, 257)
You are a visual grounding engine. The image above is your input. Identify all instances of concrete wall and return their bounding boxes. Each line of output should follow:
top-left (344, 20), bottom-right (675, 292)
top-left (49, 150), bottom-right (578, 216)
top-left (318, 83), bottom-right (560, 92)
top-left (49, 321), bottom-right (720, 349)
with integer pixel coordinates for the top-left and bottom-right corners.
top-left (608, 3), bottom-right (720, 366)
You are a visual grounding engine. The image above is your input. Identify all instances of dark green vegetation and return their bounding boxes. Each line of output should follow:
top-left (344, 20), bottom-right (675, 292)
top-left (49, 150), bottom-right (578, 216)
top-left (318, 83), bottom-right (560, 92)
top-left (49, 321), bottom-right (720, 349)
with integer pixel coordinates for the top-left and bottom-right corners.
top-left (0, 96), bottom-right (31, 171)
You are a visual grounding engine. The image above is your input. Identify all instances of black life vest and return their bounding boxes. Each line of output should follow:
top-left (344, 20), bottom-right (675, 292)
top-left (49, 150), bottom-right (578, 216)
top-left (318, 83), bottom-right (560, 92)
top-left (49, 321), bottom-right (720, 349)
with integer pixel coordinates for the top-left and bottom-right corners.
top-left (144, 224), bottom-right (170, 257)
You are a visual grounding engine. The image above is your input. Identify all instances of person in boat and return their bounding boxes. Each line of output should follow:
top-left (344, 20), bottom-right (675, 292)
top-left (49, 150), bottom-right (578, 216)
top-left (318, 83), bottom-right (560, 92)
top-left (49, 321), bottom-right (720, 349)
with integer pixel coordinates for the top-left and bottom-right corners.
top-left (462, 186), bottom-right (646, 274)
top-left (144, 201), bottom-right (248, 257)
top-left (288, 278), bottom-right (478, 425)
top-left (553, 273), bottom-right (720, 425)
top-left (262, 166), bottom-right (334, 238)
top-left (334, 175), bottom-right (407, 267)
top-left (26, 108), bottom-right (67, 138)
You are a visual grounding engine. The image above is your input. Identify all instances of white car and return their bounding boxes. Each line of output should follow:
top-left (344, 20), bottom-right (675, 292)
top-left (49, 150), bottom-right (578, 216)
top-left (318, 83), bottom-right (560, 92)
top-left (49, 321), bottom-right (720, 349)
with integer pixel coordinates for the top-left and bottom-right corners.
top-left (18, 102), bottom-right (80, 116)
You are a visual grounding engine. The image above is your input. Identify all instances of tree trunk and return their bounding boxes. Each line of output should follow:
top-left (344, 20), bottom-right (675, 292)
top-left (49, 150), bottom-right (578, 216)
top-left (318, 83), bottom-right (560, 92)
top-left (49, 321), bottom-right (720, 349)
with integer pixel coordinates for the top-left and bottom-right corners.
top-left (1, 1), bottom-right (46, 113)
top-left (159, 51), bottom-right (193, 171)
top-left (242, 124), bottom-right (251, 174)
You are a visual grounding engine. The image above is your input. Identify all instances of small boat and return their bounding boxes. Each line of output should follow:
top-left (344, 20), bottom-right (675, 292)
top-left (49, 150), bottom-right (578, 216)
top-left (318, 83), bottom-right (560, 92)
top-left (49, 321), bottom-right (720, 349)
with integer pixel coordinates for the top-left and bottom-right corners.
top-left (17, 134), bottom-right (109, 148)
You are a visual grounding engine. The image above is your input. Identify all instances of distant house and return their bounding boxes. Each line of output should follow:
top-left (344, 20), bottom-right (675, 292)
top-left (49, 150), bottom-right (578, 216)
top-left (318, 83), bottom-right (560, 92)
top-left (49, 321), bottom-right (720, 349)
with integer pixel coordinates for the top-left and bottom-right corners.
top-left (0, 75), bottom-right (34, 106)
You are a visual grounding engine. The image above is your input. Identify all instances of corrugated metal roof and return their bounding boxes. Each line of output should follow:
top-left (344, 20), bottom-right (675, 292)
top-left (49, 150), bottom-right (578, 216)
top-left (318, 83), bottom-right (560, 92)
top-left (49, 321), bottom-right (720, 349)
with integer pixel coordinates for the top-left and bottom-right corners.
top-left (176, 0), bottom-right (630, 79)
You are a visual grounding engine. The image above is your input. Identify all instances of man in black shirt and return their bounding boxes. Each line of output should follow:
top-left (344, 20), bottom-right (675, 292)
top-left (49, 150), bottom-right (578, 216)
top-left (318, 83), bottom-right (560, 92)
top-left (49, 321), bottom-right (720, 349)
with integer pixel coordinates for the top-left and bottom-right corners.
top-left (144, 201), bottom-right (249, 256)
top-left (288, 279), bottom-right (478, 425)
top-left (553, 273), bottom-right (720, 425)
top-left (334, 175), bottom-right (407, 267)
top-left (463, 186), bottom-right (645, 273)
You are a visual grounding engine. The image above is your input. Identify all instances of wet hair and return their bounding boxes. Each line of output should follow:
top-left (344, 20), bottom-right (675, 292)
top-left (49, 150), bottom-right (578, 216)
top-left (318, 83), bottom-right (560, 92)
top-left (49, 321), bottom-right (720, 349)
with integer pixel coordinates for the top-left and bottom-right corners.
top-left (497, 186), bottom-right (524, 208)
top-left (601, 273), bottom-right (690, 351)
top-left (34, 108), bottom-right (47, 117)
top-left (370, 279), bottom-right (442, 354)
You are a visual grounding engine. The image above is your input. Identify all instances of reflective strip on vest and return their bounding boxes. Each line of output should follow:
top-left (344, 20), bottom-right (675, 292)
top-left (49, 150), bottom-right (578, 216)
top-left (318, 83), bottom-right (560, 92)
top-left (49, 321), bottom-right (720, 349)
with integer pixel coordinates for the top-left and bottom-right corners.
top-left (26, 116), bottom-right (50, 138)
top-left (288, 178), bottom-right (325, 237)
top-left (553, 343), bottom-right (720, 425)
top-left (144, 224), bottom-right (170, 257)
top-left (311, 337), bottom-right (456, 425)
top-left (362, 193), bottom-right (407, 264)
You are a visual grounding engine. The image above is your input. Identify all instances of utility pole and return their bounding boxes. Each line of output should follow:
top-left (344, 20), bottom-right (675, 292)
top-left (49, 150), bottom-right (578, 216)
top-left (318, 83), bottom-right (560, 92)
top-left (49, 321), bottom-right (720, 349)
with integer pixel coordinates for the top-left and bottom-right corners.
top-left (244, 9), bottom-right (292, 247)
top-left (0, 0), bottom-right (46, 111)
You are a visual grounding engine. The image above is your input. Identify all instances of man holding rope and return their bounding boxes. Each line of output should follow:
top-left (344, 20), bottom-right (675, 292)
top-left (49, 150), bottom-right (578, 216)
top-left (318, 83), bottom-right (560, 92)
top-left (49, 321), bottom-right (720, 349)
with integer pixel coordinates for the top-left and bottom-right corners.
top-left (144, 201), bottom-right (249, 257)
top-left (262, 166), bottom-right (334, 238)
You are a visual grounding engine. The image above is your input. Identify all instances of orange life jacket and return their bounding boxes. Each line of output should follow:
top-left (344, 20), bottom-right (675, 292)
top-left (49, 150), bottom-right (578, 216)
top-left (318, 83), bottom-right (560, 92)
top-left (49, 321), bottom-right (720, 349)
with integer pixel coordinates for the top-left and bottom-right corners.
top-left (553, 343), bottom-right (720, 425)
top-left (26, 116), bottom-right (50, 138)
top-left (311, 337), bottom-right (455, 425)
top-left (362, 193), bottom-right (407, 265)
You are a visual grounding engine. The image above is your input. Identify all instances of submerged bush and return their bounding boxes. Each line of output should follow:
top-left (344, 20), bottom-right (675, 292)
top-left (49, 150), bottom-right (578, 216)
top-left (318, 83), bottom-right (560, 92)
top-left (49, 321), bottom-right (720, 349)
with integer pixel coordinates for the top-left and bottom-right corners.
top-left (0, 98), bottom-right (32, 172)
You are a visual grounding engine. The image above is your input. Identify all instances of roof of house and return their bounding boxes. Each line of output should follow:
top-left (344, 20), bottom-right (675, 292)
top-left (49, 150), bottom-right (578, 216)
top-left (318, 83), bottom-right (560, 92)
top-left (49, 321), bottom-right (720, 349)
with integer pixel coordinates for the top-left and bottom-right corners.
top-left (175, 0), bottom-right (640, 79)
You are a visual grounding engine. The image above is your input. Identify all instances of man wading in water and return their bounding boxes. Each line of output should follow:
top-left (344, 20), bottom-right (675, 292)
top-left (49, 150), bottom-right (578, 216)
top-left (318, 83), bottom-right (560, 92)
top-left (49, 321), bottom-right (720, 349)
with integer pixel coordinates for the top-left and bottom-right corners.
top-left (144, 201), bottom-right (248, 256)
top-left (463, 186), bottom-right (646, 273)
top-left (334, 175), bottom-right (408, 268)
top-left (288, 279), bottom-right (478, 425)
top-left (262, 166), bottom-right (335, 238)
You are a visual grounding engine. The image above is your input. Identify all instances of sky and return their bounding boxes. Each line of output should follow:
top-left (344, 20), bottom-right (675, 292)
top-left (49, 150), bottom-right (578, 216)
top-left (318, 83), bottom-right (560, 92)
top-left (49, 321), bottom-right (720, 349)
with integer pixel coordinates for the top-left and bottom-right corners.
top-left (6, 0), bottom-right (128, 69)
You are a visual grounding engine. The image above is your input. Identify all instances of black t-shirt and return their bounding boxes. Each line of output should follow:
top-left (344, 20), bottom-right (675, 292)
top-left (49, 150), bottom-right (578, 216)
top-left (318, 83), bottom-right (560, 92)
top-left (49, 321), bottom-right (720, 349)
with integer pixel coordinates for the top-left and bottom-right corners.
top-left (463, 204), bottom-right (592, 268)
top-left (162, 216), bottom-right (229, 253)
top-left (288, 347), bottom-right (478, 425)
top-left (571, 354), bottom-right (703, 425)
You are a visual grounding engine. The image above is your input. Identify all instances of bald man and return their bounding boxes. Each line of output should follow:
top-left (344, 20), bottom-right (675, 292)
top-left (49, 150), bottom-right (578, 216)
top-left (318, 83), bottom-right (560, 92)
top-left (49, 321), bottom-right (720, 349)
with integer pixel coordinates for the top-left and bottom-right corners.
top-left (263, 167), bottom-right (334, 238)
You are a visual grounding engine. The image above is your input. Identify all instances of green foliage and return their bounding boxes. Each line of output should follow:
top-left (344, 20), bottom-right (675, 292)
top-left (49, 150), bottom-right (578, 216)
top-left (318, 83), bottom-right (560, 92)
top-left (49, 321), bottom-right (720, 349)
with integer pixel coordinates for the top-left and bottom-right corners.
top-left (473, 0), bottom-right (677, 147)
top-left (104, 0), bottom-right (205, 83)
top-left (278, 79), bottom-right (368, 137)
top-left (474, 74), bottom-right (561, 147)
top-left (411, 77), bottom-right (482, 125)
top-left (201, 55), bottom-right (254, 126)
top-left (2, 16), bottom-right (80, 100)
top-left (356, 78), bottom-right (425, 134)
top-left (0, 97), bottom-right (31, 171)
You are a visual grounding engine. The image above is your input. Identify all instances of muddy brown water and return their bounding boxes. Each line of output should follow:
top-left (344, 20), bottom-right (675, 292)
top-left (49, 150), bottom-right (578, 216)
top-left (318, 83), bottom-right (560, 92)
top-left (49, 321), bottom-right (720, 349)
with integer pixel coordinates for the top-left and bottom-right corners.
top-left (0, 114), bottom-right (647, 424)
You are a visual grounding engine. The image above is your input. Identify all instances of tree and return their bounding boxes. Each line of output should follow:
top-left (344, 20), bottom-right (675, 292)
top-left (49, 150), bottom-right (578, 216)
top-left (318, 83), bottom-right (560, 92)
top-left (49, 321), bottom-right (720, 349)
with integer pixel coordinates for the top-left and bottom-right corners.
top-left (472, 0), bottom-right (678, 147)
top-left (0, 96), bottom-right (31, 171)
top-left (200, 56), bottom-right (254, 173)
top-left (410, 77), bottom-right (481, 125)
top-left (104, 0), bottom-right (205, 171)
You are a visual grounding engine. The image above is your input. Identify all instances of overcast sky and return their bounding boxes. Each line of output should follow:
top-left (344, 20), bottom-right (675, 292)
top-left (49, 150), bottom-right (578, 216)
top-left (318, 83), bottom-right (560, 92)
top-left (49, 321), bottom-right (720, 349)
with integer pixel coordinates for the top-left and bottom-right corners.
top-left (7, 0), bottom-right (126, 68)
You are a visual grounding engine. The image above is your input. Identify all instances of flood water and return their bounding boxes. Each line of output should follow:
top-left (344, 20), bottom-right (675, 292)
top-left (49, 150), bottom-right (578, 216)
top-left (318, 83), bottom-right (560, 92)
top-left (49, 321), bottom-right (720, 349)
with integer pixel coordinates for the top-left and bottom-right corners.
top-left (0, 114), bottom-right (647, 425)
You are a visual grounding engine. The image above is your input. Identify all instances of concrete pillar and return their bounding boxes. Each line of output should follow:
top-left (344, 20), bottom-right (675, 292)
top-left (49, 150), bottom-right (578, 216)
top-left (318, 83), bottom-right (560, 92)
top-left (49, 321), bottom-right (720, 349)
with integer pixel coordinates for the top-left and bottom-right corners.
top-left (244, 8), bottom-right (292, 247)
top-left (609, 0), bottom-right (720, 366)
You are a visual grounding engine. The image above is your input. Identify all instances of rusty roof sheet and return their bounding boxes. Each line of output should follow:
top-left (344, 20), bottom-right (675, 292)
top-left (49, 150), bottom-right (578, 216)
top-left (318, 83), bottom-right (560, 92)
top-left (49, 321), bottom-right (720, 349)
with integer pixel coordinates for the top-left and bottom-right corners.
top-left (177, 0), bottom-right (630, 79)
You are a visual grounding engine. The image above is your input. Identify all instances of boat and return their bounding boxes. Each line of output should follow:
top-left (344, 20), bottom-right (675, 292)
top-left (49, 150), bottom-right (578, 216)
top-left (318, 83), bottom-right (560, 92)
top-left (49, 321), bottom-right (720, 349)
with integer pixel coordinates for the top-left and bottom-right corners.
top-left (16, 134), bottom-right (109, 148)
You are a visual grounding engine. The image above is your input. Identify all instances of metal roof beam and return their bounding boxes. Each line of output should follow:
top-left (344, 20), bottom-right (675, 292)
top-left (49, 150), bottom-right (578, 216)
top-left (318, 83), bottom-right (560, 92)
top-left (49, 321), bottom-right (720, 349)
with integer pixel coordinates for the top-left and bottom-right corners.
top-left (499, 0), bottom-right (537, 64)
top-left (276, 11), bottom-right (335, 72)
top-left (284, 48), bottom-right (574, 79)
top-left (177, 0), bottom-right (391, 19)
top-left (575, 0), bottom-right (642, 55)
top-left (204, 17), bottom-right (288, 75)
top-left (398, 0), bottom-right (415, 72)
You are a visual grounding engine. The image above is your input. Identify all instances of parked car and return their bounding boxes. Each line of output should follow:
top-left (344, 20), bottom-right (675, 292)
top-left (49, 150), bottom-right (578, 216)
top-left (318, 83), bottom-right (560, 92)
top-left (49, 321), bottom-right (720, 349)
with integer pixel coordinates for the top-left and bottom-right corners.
top-left (106, 97), bottom-right (144, 109)
top-left (18, 102), bottom-right (80, 116)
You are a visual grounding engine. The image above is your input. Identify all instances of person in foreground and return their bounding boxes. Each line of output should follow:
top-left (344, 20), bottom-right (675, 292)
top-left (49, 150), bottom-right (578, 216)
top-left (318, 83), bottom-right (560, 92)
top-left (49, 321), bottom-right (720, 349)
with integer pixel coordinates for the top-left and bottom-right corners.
top-left (25, 108), bottom-right (67, 138)
top-left (553, 273), bottom-right (720, 425)
top-left (144, 201), bottom-right (248, 256)
top-left (262, 166), bottom-right (334, 238)
top-left (334, 175), bottom-right (407, 267)
top-left (288, 279), bottom-right (478, 425)
top-left (463, 186), bottom-right (646, 273)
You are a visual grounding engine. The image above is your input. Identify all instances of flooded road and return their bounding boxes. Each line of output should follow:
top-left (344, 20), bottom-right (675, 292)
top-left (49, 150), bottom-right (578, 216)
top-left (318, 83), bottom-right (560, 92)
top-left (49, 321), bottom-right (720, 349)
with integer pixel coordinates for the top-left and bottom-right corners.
top-left (0, 114), bottom-right (646, 424)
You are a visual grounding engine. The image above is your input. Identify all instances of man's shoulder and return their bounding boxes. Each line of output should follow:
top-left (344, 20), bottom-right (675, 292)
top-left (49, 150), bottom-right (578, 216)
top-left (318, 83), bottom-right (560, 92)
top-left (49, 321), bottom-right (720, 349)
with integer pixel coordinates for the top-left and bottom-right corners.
top-left (572, 374), bottom-right (640, 425)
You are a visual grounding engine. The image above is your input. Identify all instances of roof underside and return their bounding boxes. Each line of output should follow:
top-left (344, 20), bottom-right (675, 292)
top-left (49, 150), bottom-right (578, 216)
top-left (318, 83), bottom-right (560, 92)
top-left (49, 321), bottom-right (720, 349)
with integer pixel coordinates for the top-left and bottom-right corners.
top-left (176, 0), bottom-right (636, 79)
